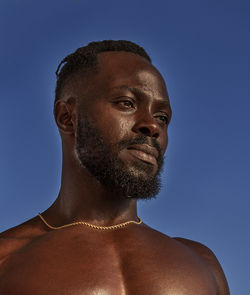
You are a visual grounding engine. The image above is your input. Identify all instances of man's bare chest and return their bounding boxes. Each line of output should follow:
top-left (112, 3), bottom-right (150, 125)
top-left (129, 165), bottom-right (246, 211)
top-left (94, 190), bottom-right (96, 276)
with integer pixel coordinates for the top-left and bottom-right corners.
top-left (0, 226), bottom-right (217, 295)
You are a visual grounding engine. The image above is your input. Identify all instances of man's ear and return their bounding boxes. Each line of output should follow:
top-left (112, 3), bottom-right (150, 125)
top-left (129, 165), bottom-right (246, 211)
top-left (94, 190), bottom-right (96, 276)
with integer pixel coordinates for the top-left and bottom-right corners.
top-left (54, 98), bottom-right (77, 135)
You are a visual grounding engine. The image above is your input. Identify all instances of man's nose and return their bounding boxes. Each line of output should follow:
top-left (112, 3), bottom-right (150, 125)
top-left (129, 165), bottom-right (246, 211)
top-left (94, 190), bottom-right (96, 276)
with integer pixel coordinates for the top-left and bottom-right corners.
top-left (132, 113), bottom-right (160, 138)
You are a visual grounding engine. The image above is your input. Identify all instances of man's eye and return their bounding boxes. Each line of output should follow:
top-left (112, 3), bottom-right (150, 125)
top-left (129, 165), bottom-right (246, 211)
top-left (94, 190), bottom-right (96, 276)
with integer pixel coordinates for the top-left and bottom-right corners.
top-left (156, 115), bottom-right (169, 125)
top-left (118, 100), bottom-right (135, 108)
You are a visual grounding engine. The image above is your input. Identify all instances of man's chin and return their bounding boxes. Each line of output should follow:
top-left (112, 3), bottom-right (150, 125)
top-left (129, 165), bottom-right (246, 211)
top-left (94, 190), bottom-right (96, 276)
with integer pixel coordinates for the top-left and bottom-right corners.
top-left (119, 149), bottom-right (159, 176)
top-left (110, 170), bottom-right (161, 200)
top-left (124, 167), bottom-right (156, 181)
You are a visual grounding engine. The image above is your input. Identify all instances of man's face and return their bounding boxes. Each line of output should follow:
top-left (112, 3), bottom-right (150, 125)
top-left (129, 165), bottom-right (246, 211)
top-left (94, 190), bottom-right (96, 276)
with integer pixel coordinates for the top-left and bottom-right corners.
top-left (74, 51), bottom-right (172, 199)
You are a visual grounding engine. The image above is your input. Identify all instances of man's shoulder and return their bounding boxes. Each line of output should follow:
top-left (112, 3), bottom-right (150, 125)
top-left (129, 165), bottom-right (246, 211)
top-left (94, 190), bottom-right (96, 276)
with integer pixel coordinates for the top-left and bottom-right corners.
top-left (0, 216), bottom-right (45, 264)
top-left (140, 226), bottom-right (229, 294)
top-left (140, 226), bottom-right (222, 264)
top-left (173, 236), bottom-right (224, 272)
top-left (143, 227), bottom-right (224, 268)
top-left (173, 237), bottom-right (230, 295)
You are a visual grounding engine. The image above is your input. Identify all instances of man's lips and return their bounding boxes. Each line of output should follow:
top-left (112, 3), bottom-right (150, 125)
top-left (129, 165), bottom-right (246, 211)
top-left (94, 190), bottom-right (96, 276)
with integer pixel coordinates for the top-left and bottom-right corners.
top-left (126, 144), bottom-right (159, 165)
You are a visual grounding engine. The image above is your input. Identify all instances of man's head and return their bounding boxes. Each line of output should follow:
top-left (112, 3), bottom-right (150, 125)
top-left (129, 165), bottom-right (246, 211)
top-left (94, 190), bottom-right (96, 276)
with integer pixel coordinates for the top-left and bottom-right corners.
top-left (54, 40), bottom-right (172, 199)
top-left (55, 40), bottom-right (151, 105)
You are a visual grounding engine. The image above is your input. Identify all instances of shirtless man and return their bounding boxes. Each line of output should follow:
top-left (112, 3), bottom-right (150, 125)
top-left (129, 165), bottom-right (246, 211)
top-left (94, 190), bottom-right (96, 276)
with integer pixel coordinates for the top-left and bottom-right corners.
top-left (0, 40), bottom-right (230, 294)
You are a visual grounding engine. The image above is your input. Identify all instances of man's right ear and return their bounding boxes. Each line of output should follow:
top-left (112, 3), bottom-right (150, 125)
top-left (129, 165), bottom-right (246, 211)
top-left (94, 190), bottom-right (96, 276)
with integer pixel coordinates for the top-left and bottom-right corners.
top-left (54, 99), bottom-right (76, 135)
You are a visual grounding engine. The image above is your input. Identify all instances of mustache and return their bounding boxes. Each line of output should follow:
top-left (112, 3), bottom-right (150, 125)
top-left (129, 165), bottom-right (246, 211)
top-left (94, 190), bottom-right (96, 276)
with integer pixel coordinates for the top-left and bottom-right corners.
top-left (117, 135), bottom-right (162, 158)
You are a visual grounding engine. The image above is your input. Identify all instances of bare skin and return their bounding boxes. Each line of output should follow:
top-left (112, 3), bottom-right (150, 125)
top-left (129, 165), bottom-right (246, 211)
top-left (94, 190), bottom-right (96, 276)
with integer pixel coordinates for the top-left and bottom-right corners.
top-left (0, 51), bottom-right (230, 294)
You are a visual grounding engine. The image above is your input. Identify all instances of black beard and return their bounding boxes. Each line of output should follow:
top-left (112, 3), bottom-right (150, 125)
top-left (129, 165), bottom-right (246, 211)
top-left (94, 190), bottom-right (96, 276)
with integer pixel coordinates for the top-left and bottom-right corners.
top-left (75, 115), bottom-right (164, 199)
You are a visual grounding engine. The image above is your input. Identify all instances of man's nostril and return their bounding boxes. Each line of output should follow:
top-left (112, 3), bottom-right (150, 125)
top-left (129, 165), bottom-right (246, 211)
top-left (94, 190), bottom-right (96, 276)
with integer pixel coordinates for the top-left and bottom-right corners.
top-left (139, 127), bottom-right (150, 135)
top-left (139, 126), bottom-right (159, 138)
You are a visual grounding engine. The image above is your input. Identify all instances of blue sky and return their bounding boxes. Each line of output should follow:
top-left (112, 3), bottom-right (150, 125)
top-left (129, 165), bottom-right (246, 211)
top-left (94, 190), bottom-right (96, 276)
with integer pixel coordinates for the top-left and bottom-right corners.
top-left (0, 0), bottom-right (249, 293)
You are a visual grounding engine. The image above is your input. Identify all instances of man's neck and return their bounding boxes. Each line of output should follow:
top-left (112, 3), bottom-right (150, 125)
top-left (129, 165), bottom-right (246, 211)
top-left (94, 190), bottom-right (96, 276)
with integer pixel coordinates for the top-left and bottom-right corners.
top-left (43, 162), bottom-right (138, 227)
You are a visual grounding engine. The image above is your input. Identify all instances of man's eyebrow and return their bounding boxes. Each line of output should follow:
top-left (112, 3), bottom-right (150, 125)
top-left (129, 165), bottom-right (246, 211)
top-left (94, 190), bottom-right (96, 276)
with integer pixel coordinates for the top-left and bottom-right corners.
top-left (109, 85), bottom-right (171, 106)
top-left (109, 85), bottom-right (144, 95)
top-left (155, 99), bottom-right (171, 109)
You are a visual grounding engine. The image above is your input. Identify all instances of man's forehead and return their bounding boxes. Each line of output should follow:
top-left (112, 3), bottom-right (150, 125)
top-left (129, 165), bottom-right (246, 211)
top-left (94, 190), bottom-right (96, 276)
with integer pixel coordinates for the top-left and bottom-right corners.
top-left (71, 51), bottom-right (169, 106)
top-left (96, 54), bottom-right (168, 93)
top-left (97, 51), bottom-right (160, 81)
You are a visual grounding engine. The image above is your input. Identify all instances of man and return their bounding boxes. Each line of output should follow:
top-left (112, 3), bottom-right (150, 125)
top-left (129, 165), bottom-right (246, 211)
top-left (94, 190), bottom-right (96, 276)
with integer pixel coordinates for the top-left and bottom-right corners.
top-left (0, 40), bottom-right (230, 294)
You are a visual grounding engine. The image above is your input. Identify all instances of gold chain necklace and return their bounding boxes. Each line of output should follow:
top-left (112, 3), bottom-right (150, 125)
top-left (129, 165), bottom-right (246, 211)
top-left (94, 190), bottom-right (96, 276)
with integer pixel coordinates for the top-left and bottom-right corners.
top-left (38, 213), bottom-right (142, 230)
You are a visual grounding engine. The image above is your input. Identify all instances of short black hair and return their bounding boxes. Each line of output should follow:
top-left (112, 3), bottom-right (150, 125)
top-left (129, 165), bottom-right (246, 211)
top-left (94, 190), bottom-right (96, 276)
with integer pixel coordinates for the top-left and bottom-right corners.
top-left (55, 40), bottom-right (152, 104)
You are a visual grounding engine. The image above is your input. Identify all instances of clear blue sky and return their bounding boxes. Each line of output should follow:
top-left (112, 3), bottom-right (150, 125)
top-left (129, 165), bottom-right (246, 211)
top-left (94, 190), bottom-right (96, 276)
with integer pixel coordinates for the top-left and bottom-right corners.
top-left (0, 0), bottom-right (249, 293)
